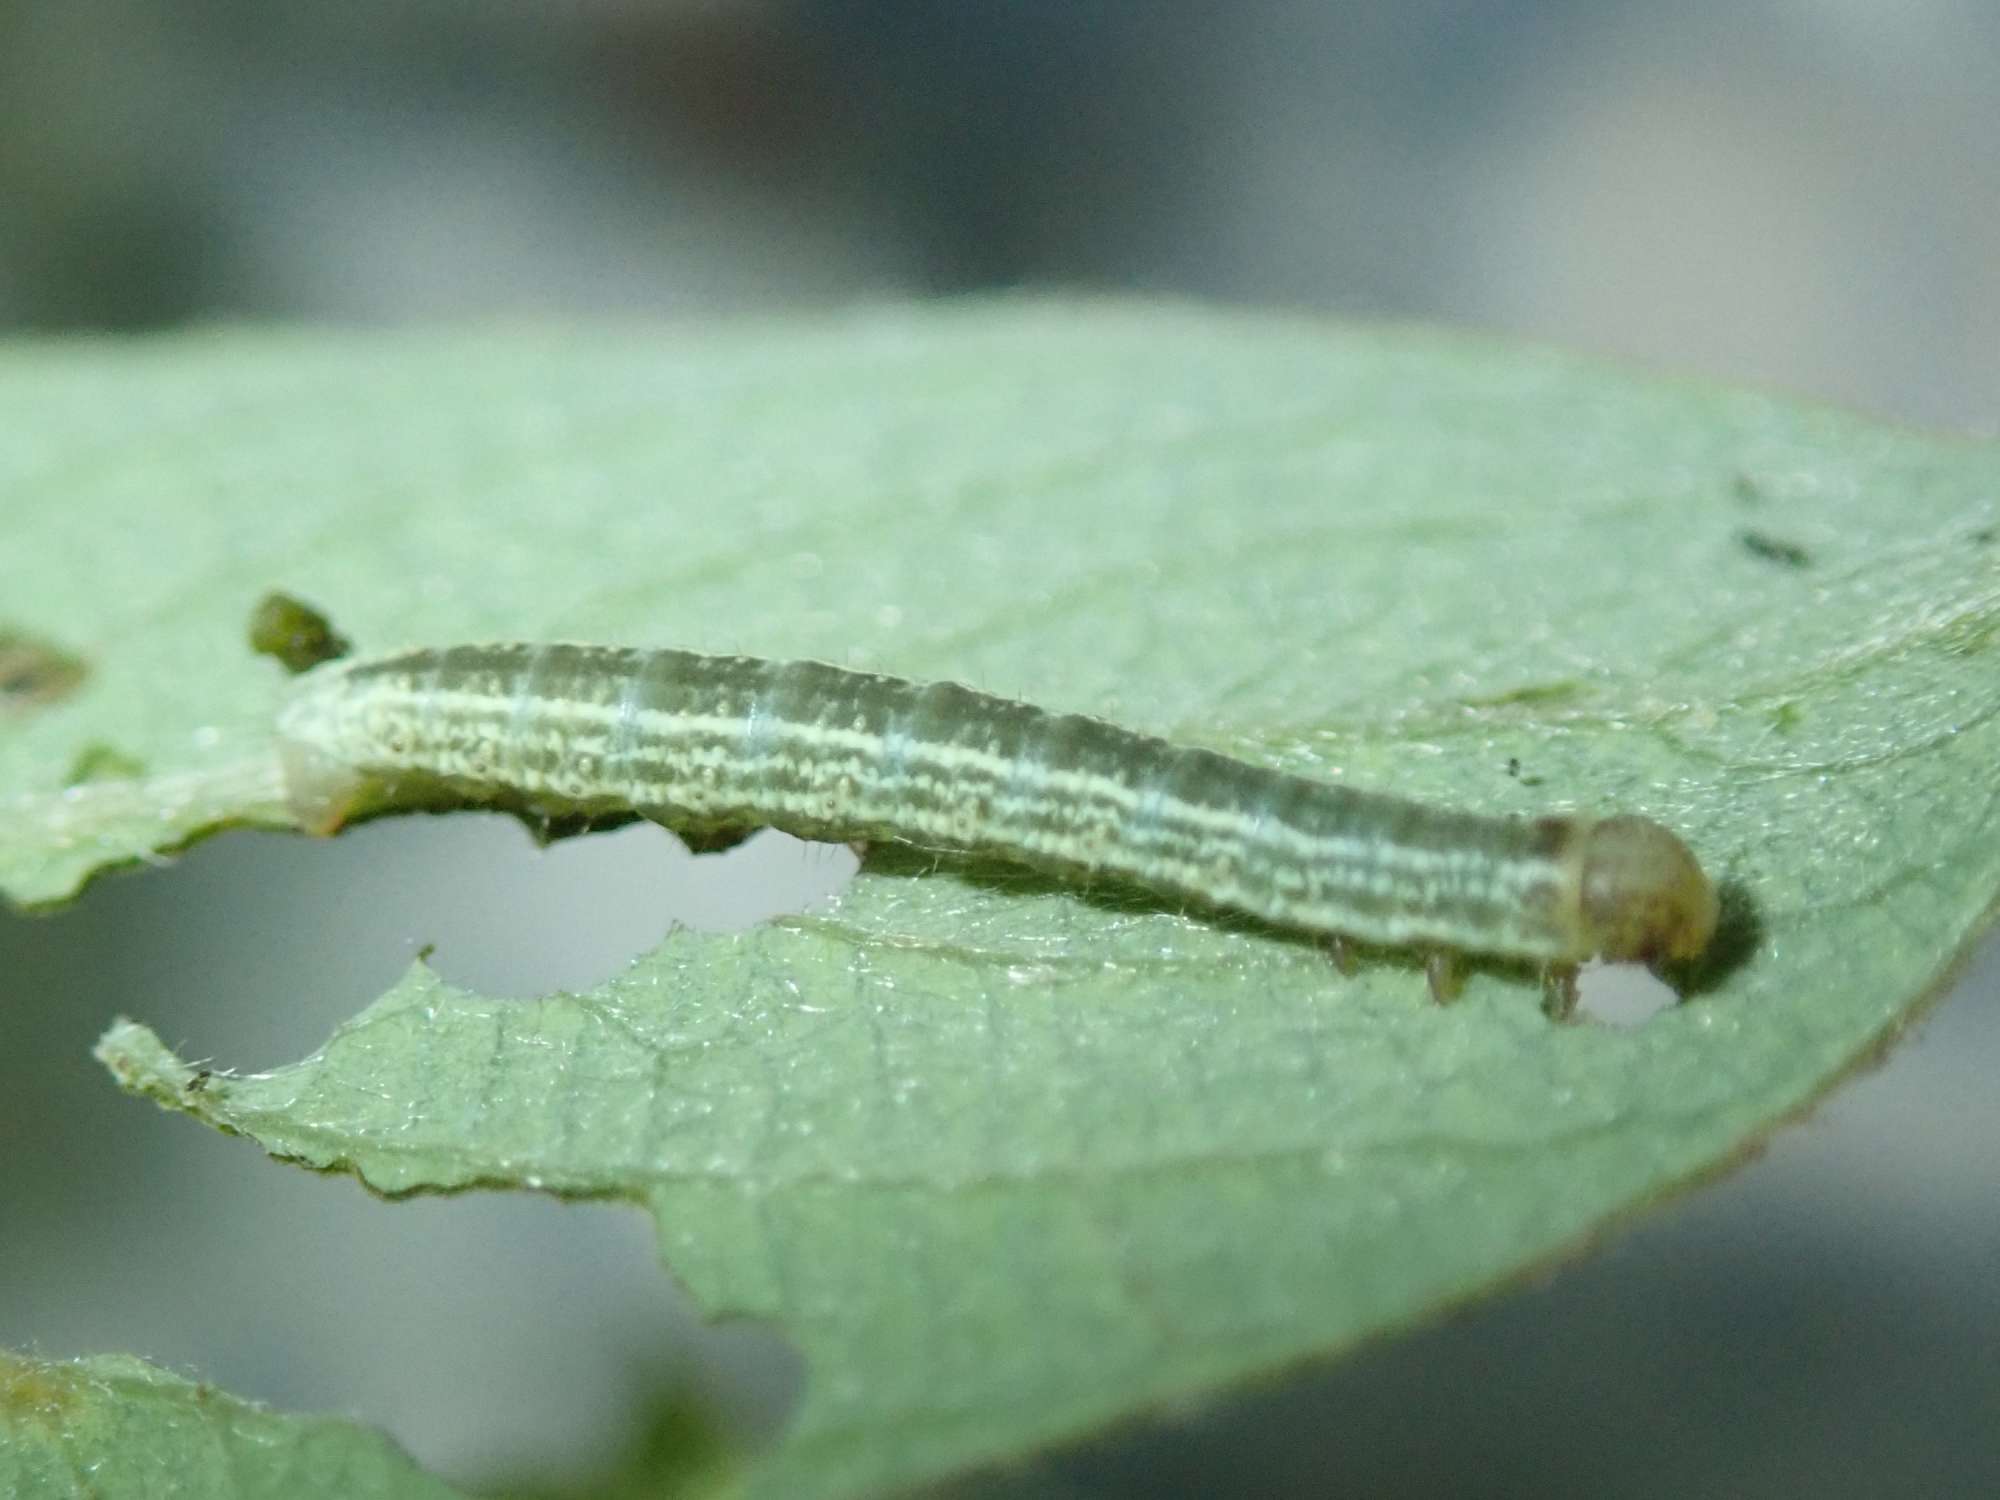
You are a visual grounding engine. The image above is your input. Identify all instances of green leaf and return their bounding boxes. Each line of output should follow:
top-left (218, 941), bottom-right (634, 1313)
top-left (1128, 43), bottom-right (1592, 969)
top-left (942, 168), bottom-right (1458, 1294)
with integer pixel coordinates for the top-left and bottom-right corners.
top-left (5, 304), bottom-right (1998, 1498)
top-left (0, 1350), bottom-right (464, 1500)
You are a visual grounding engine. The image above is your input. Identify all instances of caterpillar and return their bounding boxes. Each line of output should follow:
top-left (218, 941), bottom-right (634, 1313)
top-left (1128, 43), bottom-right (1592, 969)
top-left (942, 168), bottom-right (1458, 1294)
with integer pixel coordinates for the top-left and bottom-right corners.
top-left (265, 614), bottom-right (1718, 1013)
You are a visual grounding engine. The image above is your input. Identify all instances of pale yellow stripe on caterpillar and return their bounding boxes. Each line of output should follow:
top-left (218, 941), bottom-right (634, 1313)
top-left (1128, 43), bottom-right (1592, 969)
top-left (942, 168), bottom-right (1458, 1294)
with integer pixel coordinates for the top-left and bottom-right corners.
top-left (271, 636), bottom-right (1719, 1010)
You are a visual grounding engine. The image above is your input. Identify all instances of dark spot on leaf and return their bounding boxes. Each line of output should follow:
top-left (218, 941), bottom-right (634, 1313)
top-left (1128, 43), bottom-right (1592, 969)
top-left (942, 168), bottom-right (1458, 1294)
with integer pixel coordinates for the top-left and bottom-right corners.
top-left (0, 1354), bottom-right (86, 1426)
top-left (1463, 680), bottom-right (1585, 709)
top-left (64, 742), bottom-right (146, 785)
top-left (0, 630), bottom-right (88, 714)
top-left (1768, 701), bottom-right (1803, 735)
top-left (1970, 525), bottom-right (1995, 546)
top-left (248, 591), bottom-right (352, 674)
top-left (1730, 472), bottom-right (1762, 506)
top-left (1738, 529), bottom-right (1812, 569)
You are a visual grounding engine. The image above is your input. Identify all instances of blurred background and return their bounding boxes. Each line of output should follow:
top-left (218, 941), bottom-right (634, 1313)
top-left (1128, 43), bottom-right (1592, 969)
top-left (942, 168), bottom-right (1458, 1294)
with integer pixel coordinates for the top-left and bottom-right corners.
top-left (4, 0), bottom-right (1998, 424)
top-left (3, 2), bottom-right (1998, 1496)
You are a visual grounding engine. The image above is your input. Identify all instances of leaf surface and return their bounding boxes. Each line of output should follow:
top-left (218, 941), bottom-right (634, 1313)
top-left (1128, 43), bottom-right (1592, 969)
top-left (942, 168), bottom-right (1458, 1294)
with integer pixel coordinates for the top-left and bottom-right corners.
top-left (2, 304), bottom-right (1996, 1497)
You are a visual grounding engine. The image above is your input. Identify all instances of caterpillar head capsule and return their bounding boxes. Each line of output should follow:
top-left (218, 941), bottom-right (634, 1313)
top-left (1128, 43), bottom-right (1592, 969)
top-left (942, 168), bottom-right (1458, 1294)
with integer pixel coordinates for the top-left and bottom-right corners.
top-left (1573, 815), bottom-right (1719, 966)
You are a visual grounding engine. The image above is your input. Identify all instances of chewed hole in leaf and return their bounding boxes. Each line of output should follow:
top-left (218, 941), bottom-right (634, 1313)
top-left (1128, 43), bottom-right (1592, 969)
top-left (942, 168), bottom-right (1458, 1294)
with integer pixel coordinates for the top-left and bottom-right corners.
top-left (4, 828), bottom-right (810, 1484)
top-left (6, 817), bottom-right (858, 1072)
top-left (288, 814), bottom-right (860, 1002)
top-left (1575, 963), bottom-right (1680, 1029)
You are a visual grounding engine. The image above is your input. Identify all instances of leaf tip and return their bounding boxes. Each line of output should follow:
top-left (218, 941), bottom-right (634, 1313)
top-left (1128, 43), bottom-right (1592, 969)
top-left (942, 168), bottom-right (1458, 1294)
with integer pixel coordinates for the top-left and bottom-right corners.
top-left (93, 1018), bottom-right (202, 1109)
